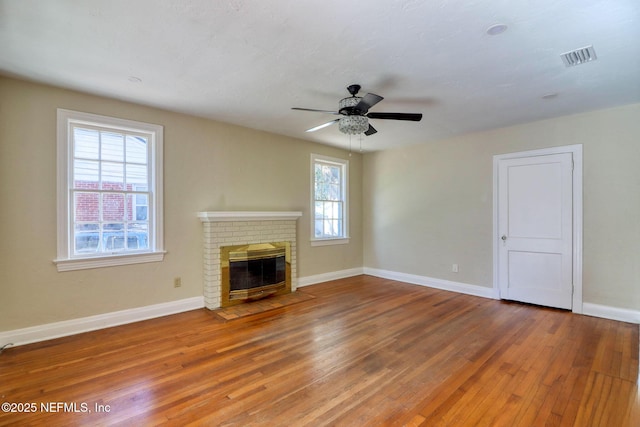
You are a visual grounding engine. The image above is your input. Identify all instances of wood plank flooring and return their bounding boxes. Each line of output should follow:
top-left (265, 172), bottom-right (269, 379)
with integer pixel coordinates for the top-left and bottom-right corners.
top-left (0, 275), bottom-right (638, 426)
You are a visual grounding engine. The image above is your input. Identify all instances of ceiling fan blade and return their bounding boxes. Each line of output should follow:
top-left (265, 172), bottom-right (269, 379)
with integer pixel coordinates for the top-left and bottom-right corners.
top-left (292, 107), bottom-right (340, 115)
top-left (364, 124), bottom-right (377, 136)
top-left (353, 93), bottom-right (384, 114)
top-left (306, 119), bottom-right (340, 133)
top-left (367, 112), bottom-right (422, 121)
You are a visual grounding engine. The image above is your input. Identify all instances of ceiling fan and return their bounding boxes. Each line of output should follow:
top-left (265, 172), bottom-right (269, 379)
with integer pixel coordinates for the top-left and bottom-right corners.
top-left (292, 84), bottom-right (422, 136)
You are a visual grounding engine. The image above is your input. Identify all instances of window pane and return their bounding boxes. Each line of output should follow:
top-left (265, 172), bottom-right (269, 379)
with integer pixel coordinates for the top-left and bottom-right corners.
top-left (102, 162), bottom-right (124, 190)
top-left (74, 223), bottom-right (100, 254)
top-left (103, 223), bottom-right (125, 251)
top-left (322, 165), bottom-right (332, 183)
top-left (74, 192), bottom-right (100, 222)
top-left (101, 132), bottom-right (124, 161)
top-left (126, 135), bottom-right (148, 164)
top-left (128, 223), bottom-right (149, 250)
top-left (136, 195), bottom-right (148, 221)
top-left (73, 160), bottom-right (99, 189)
top-left (315, 182), bottom-right (327, 200)
top-left (128, 193), bottom-right (149, 221)
top-left (330, 165), bottom-right (341, 183)
top-left (324, 219), bottom-right (337, 237)
top-left (74, 128), bottom-right (99, 159)
top-left (323, 165), bottom-right (330, 181)
top-left (136, 206), bottom-right (149, 221)
top-left (314, 220), bottom-right (324, 238)
top-left (322, 201), bottom-right (330, 218)
top-left (126, 163), bottom-right (148, 186)
top-left (316, 164), bottom-right (339, 184)
top-left (102, 193), bottom-right (125, 221)
top-left (135, 193), bottom-right (147, 205)
top-left (327, 183), bottom-right (340, 201)
top-left (333, 202), bottom-right (342, 219)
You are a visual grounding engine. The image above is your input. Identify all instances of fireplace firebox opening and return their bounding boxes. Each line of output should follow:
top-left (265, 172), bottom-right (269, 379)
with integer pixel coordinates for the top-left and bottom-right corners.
top-left (220, 242), bottom-right (291, 307)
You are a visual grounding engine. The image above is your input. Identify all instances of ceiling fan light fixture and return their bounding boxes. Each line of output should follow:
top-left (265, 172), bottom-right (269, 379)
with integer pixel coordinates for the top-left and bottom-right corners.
top-left (339, 115), bottom-right (369, 135)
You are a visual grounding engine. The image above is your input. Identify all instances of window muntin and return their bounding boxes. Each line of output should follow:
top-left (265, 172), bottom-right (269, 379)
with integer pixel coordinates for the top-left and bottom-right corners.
top-left (311, 154), bottom-right (348, 243)
top-left (56, 109), bottom-right (164, 271)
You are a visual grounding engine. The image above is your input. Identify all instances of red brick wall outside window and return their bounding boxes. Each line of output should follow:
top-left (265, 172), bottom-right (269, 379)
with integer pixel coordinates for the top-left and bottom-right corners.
top-left (74, 182), bottom-right (139, 222)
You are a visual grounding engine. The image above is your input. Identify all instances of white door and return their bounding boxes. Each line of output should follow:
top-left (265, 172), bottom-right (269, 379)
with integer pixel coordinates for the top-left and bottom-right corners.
top-left (497, 153), bottom-right (573, 309)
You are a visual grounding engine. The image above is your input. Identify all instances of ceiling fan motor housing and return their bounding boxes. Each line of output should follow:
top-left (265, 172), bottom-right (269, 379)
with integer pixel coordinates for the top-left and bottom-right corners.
top-left (339, 96), bottom-right (362, 115)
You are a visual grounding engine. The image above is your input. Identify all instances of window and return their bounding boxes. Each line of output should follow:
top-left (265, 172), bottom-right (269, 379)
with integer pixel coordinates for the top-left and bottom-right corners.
top-left (311, 154), bottom-right (349, 246)
top-left (55, 109), bottom-right (164, 271)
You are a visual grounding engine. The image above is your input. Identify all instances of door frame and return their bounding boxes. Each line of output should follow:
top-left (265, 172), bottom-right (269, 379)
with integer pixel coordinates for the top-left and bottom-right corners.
top-left (492, 144), bottom-right (583, 313)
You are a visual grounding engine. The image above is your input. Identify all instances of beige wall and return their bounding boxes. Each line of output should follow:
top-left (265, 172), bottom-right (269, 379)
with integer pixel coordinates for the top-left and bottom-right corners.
top-left (0, 76), bottom-right (363, 331)
top-left (2, 74), bottom-right (637, 333)
top-left (363, 103), bottom-right (640, 311)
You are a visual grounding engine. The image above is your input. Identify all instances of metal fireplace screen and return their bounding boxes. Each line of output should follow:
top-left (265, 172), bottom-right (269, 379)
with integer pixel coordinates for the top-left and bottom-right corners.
top-left (221, 242), bottom-right (291, 306)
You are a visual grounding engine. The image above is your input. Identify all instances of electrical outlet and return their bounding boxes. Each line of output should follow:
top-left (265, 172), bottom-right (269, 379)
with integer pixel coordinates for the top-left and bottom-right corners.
top-left (452, 264), bottom-right (459, 273)
top-left (174, 277), bottom-right (182, 288)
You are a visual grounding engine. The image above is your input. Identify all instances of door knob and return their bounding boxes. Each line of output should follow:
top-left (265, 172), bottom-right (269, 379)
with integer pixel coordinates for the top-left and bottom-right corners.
top-left (501, 235), bottom-right (507, 241)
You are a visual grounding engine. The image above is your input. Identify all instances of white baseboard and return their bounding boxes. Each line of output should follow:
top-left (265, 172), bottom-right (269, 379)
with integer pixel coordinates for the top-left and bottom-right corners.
top-left (0, 296), bottom-right (204, 348)
top-left (3, 271), bottom-right (637, 351)
top-left (297, 267), bottom-right (364, 287)
top-left (363, 267), bottom-right (500, 300)
top-left (365, 268), bottom-right (639, 324)
top-left (583, 303), bottom-right (640, 324)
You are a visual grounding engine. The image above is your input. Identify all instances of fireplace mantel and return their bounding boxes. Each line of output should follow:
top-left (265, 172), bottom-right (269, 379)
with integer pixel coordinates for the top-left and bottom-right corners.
top-left (198, 211), bottom-right (302, 222)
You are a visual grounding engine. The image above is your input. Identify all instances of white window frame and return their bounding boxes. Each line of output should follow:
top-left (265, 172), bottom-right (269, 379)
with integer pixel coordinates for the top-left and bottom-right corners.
top-left (54, 109), bottom-right (165, 271)
top-left (310, 153), bottom-right (349, 246)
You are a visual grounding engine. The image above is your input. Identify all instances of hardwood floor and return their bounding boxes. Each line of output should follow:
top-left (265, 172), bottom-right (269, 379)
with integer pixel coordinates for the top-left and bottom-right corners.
top-left (1, 275), bottom-right (638, 426)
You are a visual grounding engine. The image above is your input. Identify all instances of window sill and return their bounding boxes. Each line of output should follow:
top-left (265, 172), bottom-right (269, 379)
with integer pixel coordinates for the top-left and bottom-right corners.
top-left (54, 251), bottom-right (166, 272)
top-left (310, 237), bottom-right (350, 247)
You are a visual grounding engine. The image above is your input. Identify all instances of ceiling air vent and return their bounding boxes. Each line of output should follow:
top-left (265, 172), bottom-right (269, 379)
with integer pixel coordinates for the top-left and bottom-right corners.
top-left (561, 45), bottom-right (597, 67)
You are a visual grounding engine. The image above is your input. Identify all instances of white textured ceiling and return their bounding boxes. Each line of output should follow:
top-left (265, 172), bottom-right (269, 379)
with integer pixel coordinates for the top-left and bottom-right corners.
top-left (1, 0), bottom-right (639, 151)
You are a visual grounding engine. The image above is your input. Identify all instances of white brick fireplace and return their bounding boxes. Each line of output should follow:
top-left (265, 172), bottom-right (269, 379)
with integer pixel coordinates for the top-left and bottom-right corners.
top-left (197, 211), bottom-right (302, 309)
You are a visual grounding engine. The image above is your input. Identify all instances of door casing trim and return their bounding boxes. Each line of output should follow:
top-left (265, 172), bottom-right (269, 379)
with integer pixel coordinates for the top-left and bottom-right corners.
top-left (493, 144), bottom-right (583, 313)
